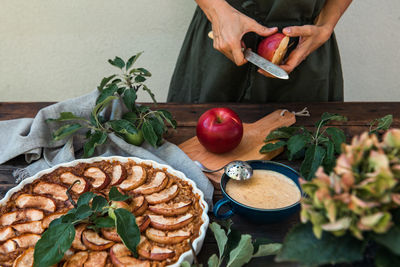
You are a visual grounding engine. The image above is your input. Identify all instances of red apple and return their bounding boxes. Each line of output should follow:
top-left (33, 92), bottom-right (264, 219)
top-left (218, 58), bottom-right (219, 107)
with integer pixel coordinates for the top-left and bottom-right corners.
top-left (196, 108), bottom-right (243, 153)
top-left (257, 33), bottom-right (289, 65)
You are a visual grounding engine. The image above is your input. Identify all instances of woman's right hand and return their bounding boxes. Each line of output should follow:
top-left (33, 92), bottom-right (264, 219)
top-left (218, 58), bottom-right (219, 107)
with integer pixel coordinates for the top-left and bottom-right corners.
top-left (199, 0), bottom-right (277, 66)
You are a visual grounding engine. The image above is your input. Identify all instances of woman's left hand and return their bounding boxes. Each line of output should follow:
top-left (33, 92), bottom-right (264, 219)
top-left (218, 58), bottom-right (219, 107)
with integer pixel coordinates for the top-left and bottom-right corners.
top-left (258, 25), bottom-right (332, 77)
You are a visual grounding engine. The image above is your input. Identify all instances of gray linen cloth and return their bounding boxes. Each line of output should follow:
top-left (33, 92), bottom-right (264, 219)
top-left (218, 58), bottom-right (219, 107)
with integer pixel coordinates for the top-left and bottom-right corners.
top-left (0, 90), bottom-right (213, 206)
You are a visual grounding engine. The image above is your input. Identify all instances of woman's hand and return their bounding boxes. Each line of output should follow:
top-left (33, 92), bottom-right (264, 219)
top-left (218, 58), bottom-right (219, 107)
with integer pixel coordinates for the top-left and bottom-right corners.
top-left (200, 0), bottom-right (277, 66)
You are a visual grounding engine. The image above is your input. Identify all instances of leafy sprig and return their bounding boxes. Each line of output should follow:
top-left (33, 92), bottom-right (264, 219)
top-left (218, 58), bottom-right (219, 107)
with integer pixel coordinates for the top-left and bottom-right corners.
top-left (47, 52), bottom-right (177, 157)
top-left (33, 186), bottom-right (139, 267)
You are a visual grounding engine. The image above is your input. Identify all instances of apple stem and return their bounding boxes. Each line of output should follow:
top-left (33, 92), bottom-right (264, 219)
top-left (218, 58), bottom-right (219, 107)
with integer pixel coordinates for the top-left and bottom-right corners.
top-left (66, 180), bottom-right (81, 208)
top-left (189, 240), bottom-right (200, 266)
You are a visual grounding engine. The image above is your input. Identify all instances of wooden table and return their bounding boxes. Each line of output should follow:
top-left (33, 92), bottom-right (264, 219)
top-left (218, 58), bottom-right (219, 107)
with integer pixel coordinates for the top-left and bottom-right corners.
top-left (1, 102), bottom-right (399, 266)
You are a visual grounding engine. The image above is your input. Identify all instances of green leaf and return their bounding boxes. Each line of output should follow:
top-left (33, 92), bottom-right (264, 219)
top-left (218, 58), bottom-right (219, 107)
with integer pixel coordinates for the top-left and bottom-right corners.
top-left (52, 123), bottom-right (82, 141)
top-left (126, 52), bottom-right (143, 70)
top-left (208, 254), bottom-right (220, 267)
top-left (137, 67), bottom-right (152, 77)
top-left (287, 134), bottom-right (309, 160)
top-left (375, 246), bottom-right (400, 267)
top-left (209, 222), bottom-right (228, 261)
top-left (225, 229), bottom-right (242, 259)
top-left (83, 131), bottom-right (108, 158)
top-left (142, 84), bottom-right (157, 104)
top-left (97, 74), bottom-right (116, 91)
top-left (259, 140), bottom-right (286, 154)
top-left (115, 208), bottom-right (140, 257)
top-left (94, 216), bottom-right (115, 228)
top-left (253, 243), bottom-right (282, 257)
top-left (92, 95), bottom-right (118, 120)
top-left (218, 219), bottom-right (233, 235)
top-left (227, 234), bottom-right (254, 267)
top-left (96, 83), bottom-right (119, 105)
top-left (77, 192), bottom-right (95, 207)
top-left (142, 121), bottom-right (158, 147)
top-left (325, 127), bottom-right (346, 153)
top-left (109, 119), bottom-right (138, 135)
top-left (181, 261), bottom-right (192, 267)
top-left (276, 223), bottom-right (365, 266)
top-left (75, 204), bottom-right (93, 220)
top-left (91, 195), bottom-right (108, 213)
top-left (108, 56), bottom-right (125, 69)
top-left (33, 223), bottom-right (75, 267)
top-left (315, 112), bottom-right (347, 128)
top-left (322, 141), bottom-right (336, 174)
top-left (122, 88), bottom-right (137, 111)
top-left (300, 145), bottom-right (326, 180)
top-left (46, 112), bottom-right (87, 123)
top-left (135, 75), bottom-right (146, 83)
top-left (370, 114), bottom-right (393, 134)
top-left (371, 226), bottom-right (400, 256)
top-left (109, 187), bottom-right (131, 201)
top-left (264, 127), bottom-right (302, 142)
top-left (122, 111), bottom-right (138, 123)
top-left (158, 110), bottom-right (177, 128)
top-left (149, 117), bottom-right (165, 145)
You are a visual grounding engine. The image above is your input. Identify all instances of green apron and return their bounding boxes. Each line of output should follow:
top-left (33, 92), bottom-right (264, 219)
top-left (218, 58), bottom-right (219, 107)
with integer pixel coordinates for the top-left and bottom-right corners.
top-left (167, 0), bottom-right (343, 103)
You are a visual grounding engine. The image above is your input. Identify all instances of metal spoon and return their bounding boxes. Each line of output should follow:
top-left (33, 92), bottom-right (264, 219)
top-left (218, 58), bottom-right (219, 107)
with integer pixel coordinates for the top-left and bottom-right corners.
top-left (194, 160), bottom-right (253, 181)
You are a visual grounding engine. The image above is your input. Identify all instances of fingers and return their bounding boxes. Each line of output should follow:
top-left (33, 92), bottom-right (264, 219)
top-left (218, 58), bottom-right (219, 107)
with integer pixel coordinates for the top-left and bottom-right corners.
top-left (279, 47), bottom-right (307, 73)
top-left (283, 25), bottom-right (313, 37)
top-left (257, 69), bottom-right (276, 78)
top-left (247, 20), bottom-right (278, 37)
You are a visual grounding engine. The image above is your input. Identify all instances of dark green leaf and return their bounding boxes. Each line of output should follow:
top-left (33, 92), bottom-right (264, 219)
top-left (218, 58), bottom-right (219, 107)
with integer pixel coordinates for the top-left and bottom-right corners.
top-left (370, 114), bottom-right (393, 134)
top-left (325, 127), bottom-right (346, 153)
top-left (149, 118), bottom-right (165, 145)
top-left (92, 95), bottom-right (118, 119)
top-left (59, 213), bottom-right (76, 224)
top-left (134, 75), bottom-right (146, 83)
top-left (300, 145), bottom-right (326, 180)
top-left (322, 141), bottom-right (336, 174)
top-left (52, 123), bottom-right (82, 141)
top-left (122, 111), bottom-right (138, 123)
top-left (371, 226), bottom-right (400, 256)
top-left (96, 83), bottom-right (119, 105)
top-left (227, 234), bottom-right (254, 267)
top-left (287, 135), bottom-right (309, 160)
top-left (137, 105), bottom-right (150, 114)
top-left (75, 204), bottom-right (93, 220)
top-left (259, 141), bottom-right (286, 154)
top-left (158, 110), bottom-right (177, 128)
top-left (48, 217), bottom-right (63, 228)
top-left (126, 52), bottom-right (143, 71)
top-left (218, 219), bottom-right (233, 235)
top-left (253, 243), bottom-right (282, 257)
top-left (375, 246), bottom-right (400, 267)
top-left (109, 119), bottom-right (138, 135)
top-left (83, 131), bottom-right (108, 158)
top-left (33, 223), bottom-right (75, 267)
top-left (115, 208), bottom-right (140, 257)
top-left (225, 229), bottom-right (242, 261)
top-left (91, 195), bottom-right (109, 213)
top-left (137, 67), bottom-right (152, 77)
top-left (108, 56), bottom-right (125, 69)
top-left (142, 84), bottom-right (157, 104)
top-left (77, 192), bottom-right (95, 207)
top-left (264, 127), bottom-right (302, 142)
top-left (46, 112), bottom-right (86, 123)
top-left (315, 112), bottom-right (347, 128)
top-left (109, 187), bottom-right (131, 201)
top-left (276, 223), bottom-right (365, 266)
top-left (97, 74), bottom-right (116, 91)
top-left (122, 88), bottom-right (137, 111)
top-left (142, 121), bottom-right (158, 147)
top-left (94, 216), bottom-right (115, 228)
top-left (252, 237), bottom-right (272, 253)
top-left (209, 222), bottom-right (228, 261)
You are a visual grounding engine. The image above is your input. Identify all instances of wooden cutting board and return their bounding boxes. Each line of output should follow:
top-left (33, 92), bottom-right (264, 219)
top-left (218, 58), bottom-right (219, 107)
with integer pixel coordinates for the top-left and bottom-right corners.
top-left (179, 110), bottom-right (296, 186)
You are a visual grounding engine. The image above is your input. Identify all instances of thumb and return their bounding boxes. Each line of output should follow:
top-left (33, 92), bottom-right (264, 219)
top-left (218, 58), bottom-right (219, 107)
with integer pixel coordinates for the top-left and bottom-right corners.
top-left (247, 21), bottom-right (278, 37)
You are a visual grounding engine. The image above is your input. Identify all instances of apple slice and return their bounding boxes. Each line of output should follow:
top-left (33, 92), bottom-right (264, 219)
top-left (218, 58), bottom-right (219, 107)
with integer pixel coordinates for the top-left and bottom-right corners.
top-left (12, 233), bottom-right (41, 248)
top-left (110, 164), bottom-right (127, 185)
top-left (0, 239), bottom-right (16, 254)
top-left (82, 230), bottom-right (114, 251)
top-left (110, 243), bottom-right (150, 267)
top-left (118, 166), bottom-right (147, 191)
top-left (33, 181), bottom-right (68, 201)
top-left (257, 33), bottom-right (290, 65)
top-left (131, 196), bottom-right (148, 216)
top-left (12, 221), bottom-right (44, 234)
top-left (136, 216), bottom-right (151, 232)
top-left (60, 172), bottom-right (89, 194)
top-left (101, 227), bottom-right (121, 242)
top-left (133, 172), bottom-right (168, 195)
top-left (145, 184), bottom-right (178, 205)
top-left (72, 224), bottom-right (87, 250)
top-left (63, 251), bottom-right (89, 267)
top-left (41, 211), bottom-right (67, 229)
top-left (148, 201), bottom-right (192, 216)
top-left (149, 213), bottom-right (193, 231)
top-left (137, 237), bottom-right (175, 261)
top-left (146, 228), bottom-right (191, 244)
top-left (0, 209), bottom-right (44, 226)
top-left (0, 226), bottom-right (15, 242)
top-left (16, 194), bottom-right (56, 213)
top-left (110, 201), bottom-right (131, 212)
top-left (84, 167), bottom-right (110, 190)
top-left (84, 251), bottom-right (108, 267)
top-left (13, 247), bottom-right (34, 267)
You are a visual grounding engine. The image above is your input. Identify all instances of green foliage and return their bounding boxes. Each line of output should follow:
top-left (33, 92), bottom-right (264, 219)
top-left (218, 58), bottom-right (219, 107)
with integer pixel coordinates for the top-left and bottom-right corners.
top-left (370, 114), bottom-right (393, 135)
top-left (47, 52), bottom-right (177, 157)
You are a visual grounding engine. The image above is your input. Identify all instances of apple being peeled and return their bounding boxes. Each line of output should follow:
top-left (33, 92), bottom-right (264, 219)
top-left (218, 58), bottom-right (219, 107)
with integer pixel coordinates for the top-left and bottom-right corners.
top-left (196, 108), bottom-right (243, 154)
top-left (257, 33), bottom-right (289, 65)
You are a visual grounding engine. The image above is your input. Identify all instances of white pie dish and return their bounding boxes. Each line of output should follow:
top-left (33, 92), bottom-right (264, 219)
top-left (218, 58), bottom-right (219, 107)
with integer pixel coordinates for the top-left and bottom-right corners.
top-left (0, 156), bottom-right (209, 267)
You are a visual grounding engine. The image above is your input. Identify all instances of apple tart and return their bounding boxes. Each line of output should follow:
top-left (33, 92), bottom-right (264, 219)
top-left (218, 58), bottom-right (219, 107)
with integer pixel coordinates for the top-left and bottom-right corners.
top-left (0, 157), bottom-right (209, 267)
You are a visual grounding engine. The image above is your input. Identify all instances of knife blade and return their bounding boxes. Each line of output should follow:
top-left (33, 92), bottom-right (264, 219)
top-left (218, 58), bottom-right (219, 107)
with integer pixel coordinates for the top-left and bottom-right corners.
top-left (244, 49), bottom-right (289, 80)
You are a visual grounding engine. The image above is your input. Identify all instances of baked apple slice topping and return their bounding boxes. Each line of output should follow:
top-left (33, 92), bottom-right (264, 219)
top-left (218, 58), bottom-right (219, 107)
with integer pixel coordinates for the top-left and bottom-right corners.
top-left (82, 230), bottom-right (114, 251)
top-left (148, 200), bottom-right (192, 216)
top-left (110, 164), bottom-right (127, 185)
top-left (15, 194), bottom-right (56, 213)
top-left (13, 247), bottom-right (34, 267)
top-left (133, 171), bottom-right (168, 195)
top-left (137, 237), bottom-right (175, 260)
top-left (12, 233), bottom-right (41, 248)
top-left (33, 182), bottom-right (68, 201)
top-left (72, 224), bottom-right (87, 250)
top-left (60, 172), bottom-right (89, 194)
top-left (146, 228), bottom-right (191, 244)
top-left (136, 215), bottom-right (151, 232)
top-left (84, 251), bottom-right (108, 267)
top-left (145, 184), bottom-right (179, 205)
top-left (110, 243), bottom-right (150, 267)
top-left (0, 209), bottom-right (44, 226)
top-left (63, 251), bottom-right (89, 267)
top-left (131, 195), bottom-right (148, 216)
top-left (84, 167), bottom-right (110, 190)
top-left (0, 226), bottom-right (15, 242)
top-left (119, 166), bottom-right (147, 191)
top-left (41, 211), bottom-right (67, 229)
top-left (149, 213), bottom-right (194, 231)
top-left (0, 239), bottom-right (16, 254)
top-left (12, 221), bottom-right (44, 235)
top-left (101, 227), bottom-right (121, 242)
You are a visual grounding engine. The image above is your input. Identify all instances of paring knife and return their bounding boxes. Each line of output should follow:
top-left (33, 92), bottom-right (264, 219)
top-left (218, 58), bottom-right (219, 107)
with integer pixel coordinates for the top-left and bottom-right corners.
top-left (207, 31), bottom-right (289, 79)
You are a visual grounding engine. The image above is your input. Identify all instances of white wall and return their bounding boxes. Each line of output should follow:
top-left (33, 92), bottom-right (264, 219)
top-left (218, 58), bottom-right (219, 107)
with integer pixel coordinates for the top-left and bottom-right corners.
top-left (0, 0), bottom-right (399, 102)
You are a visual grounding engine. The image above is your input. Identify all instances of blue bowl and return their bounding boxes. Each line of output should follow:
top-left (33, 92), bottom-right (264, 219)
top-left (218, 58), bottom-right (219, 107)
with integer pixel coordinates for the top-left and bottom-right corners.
top-left (213, 160), bottom-right (302, 223)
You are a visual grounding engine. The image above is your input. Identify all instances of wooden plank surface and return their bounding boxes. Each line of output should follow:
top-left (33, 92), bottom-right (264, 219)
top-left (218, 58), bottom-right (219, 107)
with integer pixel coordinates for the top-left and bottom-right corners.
top-left (1, 102), bottom-right (400, 266)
